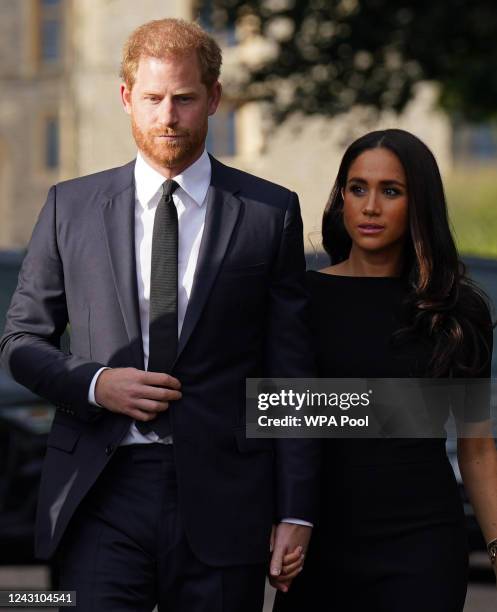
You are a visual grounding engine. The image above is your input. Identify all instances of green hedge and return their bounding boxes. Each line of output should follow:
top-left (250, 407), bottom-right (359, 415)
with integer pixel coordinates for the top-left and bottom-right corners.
top-left (446, 169), bottom-right (497, 258)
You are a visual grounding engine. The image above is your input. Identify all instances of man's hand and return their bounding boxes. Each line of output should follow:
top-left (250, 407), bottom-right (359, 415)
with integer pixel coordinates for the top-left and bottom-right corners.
top-left (269, 522), bottom-right (312, 593)
top-left (95, 368), bottom-right (181, 421)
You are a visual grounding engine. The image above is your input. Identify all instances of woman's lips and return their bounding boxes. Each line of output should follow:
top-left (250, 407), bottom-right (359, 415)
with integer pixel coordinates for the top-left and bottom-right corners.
top-left (357, 224), bottom-right (385, 235)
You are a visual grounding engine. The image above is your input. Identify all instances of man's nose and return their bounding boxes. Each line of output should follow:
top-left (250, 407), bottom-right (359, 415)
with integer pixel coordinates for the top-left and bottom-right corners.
top-left (159, 98), bottom-right (178, 126)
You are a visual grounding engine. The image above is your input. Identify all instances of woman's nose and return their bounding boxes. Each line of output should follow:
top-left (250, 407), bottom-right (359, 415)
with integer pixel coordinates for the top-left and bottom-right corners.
top-left (362, 191), bottom-right (381, 216)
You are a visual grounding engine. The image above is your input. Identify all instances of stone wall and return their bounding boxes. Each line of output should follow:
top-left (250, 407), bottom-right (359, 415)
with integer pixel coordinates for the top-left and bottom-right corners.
top-left (0, 0), bottom-right (190, 248)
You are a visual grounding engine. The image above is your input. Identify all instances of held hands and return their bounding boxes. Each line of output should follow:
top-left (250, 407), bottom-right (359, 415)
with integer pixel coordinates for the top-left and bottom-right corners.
top-left (95, 368), bottom-right (182, 421)
top-left (269, 523), bottom-right (312, 593)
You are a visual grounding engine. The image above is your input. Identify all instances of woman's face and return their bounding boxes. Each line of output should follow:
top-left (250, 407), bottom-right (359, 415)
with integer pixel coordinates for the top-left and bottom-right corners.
top-left (342, 147), bottom-right (409, 256)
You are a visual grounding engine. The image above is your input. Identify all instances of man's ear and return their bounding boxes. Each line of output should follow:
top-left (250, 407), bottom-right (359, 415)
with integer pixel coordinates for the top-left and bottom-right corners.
top-left (207, 81), bottom-right (222, 116)
top-left (120, 83), bottom-right (132, 115)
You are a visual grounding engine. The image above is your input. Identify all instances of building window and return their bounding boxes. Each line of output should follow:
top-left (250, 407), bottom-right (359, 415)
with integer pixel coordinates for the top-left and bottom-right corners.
top-left (453, 124), bottom-right (497, 164)
top-left (45, 117), bottom-right (59, 170)
top-left (39, 0), bottom-right (63, 65)
top-left (207, 108), bottom-right (236, 157)
top-left (198, 0), bottom-right (237, 47)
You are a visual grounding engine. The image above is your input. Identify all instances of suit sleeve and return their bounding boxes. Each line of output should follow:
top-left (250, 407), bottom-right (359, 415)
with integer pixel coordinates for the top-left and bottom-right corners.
top-left (265, 191), bottom-right (321, 524)
top-left (0, 186), bottom-right (105, 421)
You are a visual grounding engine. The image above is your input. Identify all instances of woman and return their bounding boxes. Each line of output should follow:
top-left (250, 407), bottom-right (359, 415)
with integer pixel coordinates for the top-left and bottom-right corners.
top-left (273, 129), bottom-right (496, 611)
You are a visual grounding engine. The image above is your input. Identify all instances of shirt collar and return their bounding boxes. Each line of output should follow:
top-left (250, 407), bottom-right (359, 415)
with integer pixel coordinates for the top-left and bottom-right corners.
top-left (134, 150), bottom-right (211, 209)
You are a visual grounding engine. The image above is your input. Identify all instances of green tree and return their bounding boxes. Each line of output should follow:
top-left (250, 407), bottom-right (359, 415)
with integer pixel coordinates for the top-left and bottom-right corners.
top-left (198, 0), bottom-right (497, 121)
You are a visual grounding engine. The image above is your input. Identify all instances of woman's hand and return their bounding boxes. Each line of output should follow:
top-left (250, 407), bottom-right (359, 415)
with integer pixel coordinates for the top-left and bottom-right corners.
top-left (269, 546), bottom-right (305, 592)
top-left (458, 431), bottom-right (497, 584)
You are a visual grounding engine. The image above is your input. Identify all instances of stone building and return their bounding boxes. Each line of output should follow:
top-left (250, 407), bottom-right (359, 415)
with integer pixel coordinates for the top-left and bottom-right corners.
top-left (0, 0), bottom-right (454, 249)
top-left (0, 0), bottom-right (191, 249)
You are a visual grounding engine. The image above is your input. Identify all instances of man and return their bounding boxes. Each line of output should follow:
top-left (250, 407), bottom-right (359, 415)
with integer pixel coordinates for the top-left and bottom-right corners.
top-left (1, 18), bottom-right (319, 611)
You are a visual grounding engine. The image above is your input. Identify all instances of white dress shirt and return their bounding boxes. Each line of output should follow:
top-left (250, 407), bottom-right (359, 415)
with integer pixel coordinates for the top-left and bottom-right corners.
top-left (88, 150), bottom-right (210, 445)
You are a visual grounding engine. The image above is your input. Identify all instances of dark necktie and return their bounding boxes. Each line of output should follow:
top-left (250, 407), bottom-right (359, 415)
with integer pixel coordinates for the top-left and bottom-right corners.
top-left (136, 179), bottom-right (179, 437)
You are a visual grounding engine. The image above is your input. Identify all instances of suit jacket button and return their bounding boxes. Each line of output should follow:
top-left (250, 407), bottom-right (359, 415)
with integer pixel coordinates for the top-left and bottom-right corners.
top-left (105, 445), bottom-right (115, 456)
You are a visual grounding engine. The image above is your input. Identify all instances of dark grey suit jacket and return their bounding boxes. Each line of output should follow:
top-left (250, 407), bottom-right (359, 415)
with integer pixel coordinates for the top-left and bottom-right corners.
top-left (1, 155), bottom-right (320, 565)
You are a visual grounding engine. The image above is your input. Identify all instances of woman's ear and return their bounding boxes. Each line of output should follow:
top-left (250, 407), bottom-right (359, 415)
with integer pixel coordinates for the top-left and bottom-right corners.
top-left (340, 187), bottom-right (345, 201)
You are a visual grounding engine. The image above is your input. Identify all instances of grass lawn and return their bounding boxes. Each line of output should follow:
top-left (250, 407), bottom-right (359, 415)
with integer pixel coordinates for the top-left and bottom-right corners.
top-left (445, 168), bottom-right (497, 258)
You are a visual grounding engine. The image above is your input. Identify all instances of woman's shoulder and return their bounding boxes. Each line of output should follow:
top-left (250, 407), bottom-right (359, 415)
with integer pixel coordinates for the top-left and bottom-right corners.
top-left (305, 268), bottom-right (405, 286)
top-left (305, 268), bottom-right (359, 282)
top-left (458, 281), bottom-right (494, 329)
top-left (304, 270), bottom-right (345, 304)
top-left (305, 269), bottom-right (345, 289)
top-left (306, 269), bottom-right (334, 280)
top-left (456, 280), bottom-right (495, 374)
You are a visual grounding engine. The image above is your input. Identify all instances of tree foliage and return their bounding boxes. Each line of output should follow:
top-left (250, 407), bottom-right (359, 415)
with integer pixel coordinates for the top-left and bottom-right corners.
top-left (197, 0), bottom-right (497, 121)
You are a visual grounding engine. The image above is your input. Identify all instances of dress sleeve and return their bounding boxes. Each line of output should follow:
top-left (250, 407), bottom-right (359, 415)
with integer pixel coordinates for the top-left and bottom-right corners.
top-left (454, 295), bottom-right (494, 424)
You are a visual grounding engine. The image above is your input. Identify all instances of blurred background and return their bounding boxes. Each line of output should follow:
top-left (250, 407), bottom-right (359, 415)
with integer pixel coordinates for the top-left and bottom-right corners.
top-left (0, 1), bottom-right (496, 610)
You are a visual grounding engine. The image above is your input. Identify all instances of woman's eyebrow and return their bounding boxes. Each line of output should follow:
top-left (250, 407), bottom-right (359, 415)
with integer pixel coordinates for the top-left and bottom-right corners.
top-left (347, 177), bottom-right (406, 187)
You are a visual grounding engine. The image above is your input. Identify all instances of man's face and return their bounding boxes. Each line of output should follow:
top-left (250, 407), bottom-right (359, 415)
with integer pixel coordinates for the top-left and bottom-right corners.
top-left (121, 53), bottom-right (221, 176)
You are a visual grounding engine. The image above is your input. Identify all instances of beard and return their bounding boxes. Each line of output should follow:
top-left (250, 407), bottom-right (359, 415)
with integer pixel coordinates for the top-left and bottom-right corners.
top-left (131, 115), bottom-right (208, 170)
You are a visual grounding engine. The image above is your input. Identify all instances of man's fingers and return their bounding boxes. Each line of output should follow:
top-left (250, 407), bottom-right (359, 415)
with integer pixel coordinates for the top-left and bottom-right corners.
top-left (269, 576), bottom-right (289, 592)
top-left (96, 368), bottom-right (183, 416)
top-left (269, 575), bottom-right (295, 593)
top-left (270, 545), bottom-right (286, 577)
top-left (133, 399), bottom-right (169, 415)
top-left (141, 385), bottom-right (182, 402)
top-left (139, 371), bottom-right (181, 389)
top-left (126, 408), bottom-right (161, 422)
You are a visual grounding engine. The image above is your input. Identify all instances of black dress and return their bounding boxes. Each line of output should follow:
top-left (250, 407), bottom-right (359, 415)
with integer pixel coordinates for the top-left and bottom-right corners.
top-left (274, 271), bottom-right (493, 612)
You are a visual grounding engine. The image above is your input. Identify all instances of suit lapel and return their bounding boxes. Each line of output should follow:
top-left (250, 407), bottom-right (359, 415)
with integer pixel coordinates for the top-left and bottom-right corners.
top-left (176, 177), bottom-right (241, 360)
top-left (99, 170), bottom-right (144, 369)
top-left (97, 157), bottom-right (241, 367)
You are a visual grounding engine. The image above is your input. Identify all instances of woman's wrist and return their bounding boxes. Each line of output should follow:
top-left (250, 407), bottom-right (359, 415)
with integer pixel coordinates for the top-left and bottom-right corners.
top-left (487, 538), bottom-right (497, 565)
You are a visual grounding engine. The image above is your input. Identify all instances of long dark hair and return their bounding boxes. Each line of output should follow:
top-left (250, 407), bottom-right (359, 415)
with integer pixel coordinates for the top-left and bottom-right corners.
top-left (322, 129), bottom-right (493, 377)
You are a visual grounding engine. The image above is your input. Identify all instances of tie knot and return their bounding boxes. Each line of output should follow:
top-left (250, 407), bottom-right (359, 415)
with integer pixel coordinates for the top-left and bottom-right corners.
top-left (162, 179), bottom-right (179, 200)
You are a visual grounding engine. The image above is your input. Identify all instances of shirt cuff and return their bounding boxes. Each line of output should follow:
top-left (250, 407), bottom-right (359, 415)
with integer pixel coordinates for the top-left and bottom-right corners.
top-left (281, 518), bottom-right (313, 528)
top-left (88, 367), bottom-right (110, 406)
